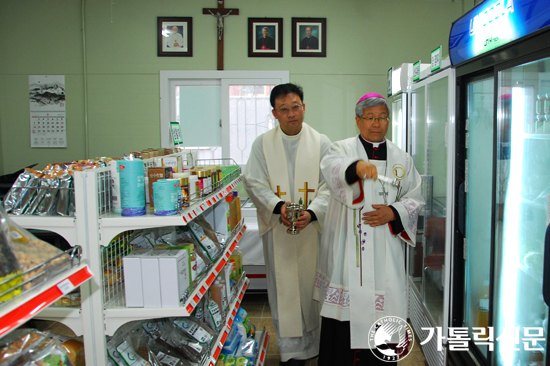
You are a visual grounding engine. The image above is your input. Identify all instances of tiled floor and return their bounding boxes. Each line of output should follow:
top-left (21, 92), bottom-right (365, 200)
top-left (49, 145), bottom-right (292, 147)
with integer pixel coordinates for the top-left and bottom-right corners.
top-left (241, 292), bottom-right (429, 366)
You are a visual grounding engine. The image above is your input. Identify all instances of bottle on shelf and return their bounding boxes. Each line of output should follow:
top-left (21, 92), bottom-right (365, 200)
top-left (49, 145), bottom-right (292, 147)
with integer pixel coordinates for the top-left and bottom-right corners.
top-left (476, 279), bottom-right (490, 334)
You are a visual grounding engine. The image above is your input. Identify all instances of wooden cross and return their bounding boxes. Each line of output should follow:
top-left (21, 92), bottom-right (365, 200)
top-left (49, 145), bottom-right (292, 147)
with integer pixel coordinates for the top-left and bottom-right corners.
top-left (203, 0), bottom-right (239, 70)
top-left (274, 185), bottom-right (287, 198)
top-left (299, 182), bottom-right (315, 209)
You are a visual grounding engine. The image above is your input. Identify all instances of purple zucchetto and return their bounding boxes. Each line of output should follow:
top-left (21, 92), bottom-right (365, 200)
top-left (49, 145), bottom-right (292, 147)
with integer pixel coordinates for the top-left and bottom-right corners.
top-left (357, 92), bottom-right (385, 104)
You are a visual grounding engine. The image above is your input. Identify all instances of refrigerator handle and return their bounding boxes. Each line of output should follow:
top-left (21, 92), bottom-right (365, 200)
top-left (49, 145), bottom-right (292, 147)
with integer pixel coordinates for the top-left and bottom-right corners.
top-left (457, 182), bottom-right (466, 235)
top-left (543, 224), bottom-right (550, 306)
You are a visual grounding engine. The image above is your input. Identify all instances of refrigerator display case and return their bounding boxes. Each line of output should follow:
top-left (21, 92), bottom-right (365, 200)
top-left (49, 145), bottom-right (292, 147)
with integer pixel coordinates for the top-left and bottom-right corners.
top-left (388, 63), bottom-right (429, 152)
top-left (408, 57), bottom-right (456, 366)
top-left (449, 0), bottom-right (550, 365)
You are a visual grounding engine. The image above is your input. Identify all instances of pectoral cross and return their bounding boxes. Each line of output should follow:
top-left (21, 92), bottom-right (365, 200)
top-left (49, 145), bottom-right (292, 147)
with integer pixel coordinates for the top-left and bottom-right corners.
top-left (379, 186), bottom-right (389, 205)
top-left (299, 182), bottom-right (315, 209)
top-left (203, 0), bottom-right (239, 70)
top-left (274, 185), bottom-right (287, 198)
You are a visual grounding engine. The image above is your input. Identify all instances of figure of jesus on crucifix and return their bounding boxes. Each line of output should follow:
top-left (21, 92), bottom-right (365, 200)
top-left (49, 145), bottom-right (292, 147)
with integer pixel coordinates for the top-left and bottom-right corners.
top-left (208, 9), bottom-right (232, 40)
top-left (203, 0), bottom-right (239, 70)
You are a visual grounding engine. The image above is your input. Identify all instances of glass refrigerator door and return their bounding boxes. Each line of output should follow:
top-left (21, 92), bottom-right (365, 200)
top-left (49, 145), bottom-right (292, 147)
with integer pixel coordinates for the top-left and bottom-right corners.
top-left (409, 86), bottom-right (426, 291)
top-left (391, 94), bottom-right (407, 151)
top-left (463, 75), bottom-right (494, 361)
top-left (423, 76), bottom-right (449, 327)
top-left (493, 56), bottom-right (550, 366)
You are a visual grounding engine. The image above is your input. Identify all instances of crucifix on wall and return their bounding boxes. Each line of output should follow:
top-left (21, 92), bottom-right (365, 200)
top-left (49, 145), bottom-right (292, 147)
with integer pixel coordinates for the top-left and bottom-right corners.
top-left (203, 0), bottom-right (239, 70)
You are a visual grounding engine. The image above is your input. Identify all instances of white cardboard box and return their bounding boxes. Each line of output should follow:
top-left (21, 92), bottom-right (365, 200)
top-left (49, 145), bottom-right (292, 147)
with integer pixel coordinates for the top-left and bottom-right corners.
top-left (141, 251), bottom-right (163, 308)
top-left (158, 249), bottom-right (191, 307)
top-left (123, 248), bottom-right (151, 307)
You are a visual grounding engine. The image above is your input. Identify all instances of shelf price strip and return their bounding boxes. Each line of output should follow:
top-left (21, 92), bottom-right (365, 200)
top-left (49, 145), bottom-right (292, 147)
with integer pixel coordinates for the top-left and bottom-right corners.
top-left (181, 175), bottom-right (242, 224)
top-left (208, 277), bottom-right (249, 366)
top-left (0, 265), bottom-right (93, 338)
top-left (257, 331), bottom-right (269, 366)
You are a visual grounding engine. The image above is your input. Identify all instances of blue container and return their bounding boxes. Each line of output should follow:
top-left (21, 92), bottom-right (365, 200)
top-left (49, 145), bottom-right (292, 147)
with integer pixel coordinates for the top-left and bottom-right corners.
top-left (153, 179), bottom-right (180, 216)
top-left (117, 160), bottom-right (146, 216)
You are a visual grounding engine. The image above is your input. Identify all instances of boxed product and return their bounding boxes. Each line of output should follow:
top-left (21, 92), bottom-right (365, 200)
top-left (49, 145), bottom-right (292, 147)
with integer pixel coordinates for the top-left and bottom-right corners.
top-left (122, 248), bottom-right (151, 307)
top-left (158, 248), bottom-right (191, 307)
top-left (140, 251), bottom-right (162, 308)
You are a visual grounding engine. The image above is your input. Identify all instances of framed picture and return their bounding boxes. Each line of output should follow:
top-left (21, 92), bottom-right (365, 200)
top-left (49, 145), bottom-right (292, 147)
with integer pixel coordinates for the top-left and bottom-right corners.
top-left (291, 18), bottom-right (326, 57)
top-left (158, 17), bottom-right (193, 57)
top-left (248, 18), bottom-right (283, 57)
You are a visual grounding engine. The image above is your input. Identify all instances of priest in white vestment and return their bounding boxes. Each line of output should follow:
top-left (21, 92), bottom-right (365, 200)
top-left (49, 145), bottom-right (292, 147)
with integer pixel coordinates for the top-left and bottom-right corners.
top-left (315, 93), bottom-right (424, 365)
top-left (243, 83), bottom-right (331, 366)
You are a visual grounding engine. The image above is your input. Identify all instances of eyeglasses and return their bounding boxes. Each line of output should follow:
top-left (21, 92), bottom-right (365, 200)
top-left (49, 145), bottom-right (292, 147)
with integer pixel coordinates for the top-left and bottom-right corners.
top-left (276, 104), bottom-right (303, 115)
top-left (361, 116), bottom-right (390, 123)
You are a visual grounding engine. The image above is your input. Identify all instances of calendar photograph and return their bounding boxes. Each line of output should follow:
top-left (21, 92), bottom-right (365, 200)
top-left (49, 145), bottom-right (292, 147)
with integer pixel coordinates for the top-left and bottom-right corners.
top-left (29, 75), bottom-right (66, 112)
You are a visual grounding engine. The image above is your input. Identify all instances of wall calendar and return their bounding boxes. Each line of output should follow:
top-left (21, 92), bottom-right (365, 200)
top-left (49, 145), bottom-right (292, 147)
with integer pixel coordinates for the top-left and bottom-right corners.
top-left (29, 75), bottom-right (67, 148)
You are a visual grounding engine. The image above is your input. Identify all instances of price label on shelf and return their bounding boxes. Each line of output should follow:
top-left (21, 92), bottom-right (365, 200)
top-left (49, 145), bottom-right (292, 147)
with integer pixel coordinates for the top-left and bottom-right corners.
top-left (57, 279), bottom-right (75, 295)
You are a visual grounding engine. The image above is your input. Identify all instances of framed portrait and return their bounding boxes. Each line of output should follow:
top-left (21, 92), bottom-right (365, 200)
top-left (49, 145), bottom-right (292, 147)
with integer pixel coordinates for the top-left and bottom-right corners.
top-left (291, 18), bottom-right (326, 57)
top-left (158, 17), bottom-right (193, 57)
top-left (248, 18), bottom-right (283, 57)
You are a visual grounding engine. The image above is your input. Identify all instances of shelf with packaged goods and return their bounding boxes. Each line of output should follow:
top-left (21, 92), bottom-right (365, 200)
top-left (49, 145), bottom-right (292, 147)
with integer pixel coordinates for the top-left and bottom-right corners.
top-left (97, 174), bottom-right (244, 247)
top-left (0, 262), bottom-right (93, 338)
top-left (103, 222), bottom-right (247, 336)
top-left (254, 328), bottom-right (269, 366)
top-left (8, 216), bottom-right (78, 249)
top-left (206, 274), bottom-right (249, 366)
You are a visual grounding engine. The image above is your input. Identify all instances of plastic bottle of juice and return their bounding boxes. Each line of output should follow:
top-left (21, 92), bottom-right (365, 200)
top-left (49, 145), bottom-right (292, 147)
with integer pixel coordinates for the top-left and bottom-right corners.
top-left (476, 279), bottom-right (490, 334)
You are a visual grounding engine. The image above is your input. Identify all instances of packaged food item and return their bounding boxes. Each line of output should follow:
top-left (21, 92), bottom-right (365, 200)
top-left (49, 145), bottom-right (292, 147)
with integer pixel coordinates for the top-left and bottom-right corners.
top-left (228, 248), bottom-right (243, 285)
top-left (3, 169), bottom-right (41, 214)
top-left (234, 308), bottom-right (252, 336)
top-left (0, 329), bottom-right (44, 364)
top-left (55, 170), bottom-right (74, 216)
top-left (0, 207), bottom-right (22, 302)
top-left (60, 338), bottom-right (84, 366)
top-left (0, 206), bottom-right (71, 302)
top-left (171, 317), bottom-right (216, 345)
top-left (189, 221), bottom-right (221, 261)
top-left (0, 329), bottom-right (73, 366)
top-left (204, 295), bottom-right (223, 332)
top-left (154, 322), bottom-right (207, 363)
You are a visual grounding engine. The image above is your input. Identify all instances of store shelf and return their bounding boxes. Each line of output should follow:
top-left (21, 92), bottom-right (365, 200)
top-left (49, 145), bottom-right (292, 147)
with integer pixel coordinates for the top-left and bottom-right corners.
top-left (255, 328), bottom-right (269, 366)
top-left (524, 132), bottom-right (550, 140)
top-left (103, 223), bottom-right (247, 336)
top-left (206, 274), bottom-right (249, 366)
top-left (97, 175), bottom-right (244, 247)
top-left (35, 307), bottom-right (84, 336)
top-left (8, 216), bottom-right (78, 246)
top-left (0, 263), bottom-right (93, 338)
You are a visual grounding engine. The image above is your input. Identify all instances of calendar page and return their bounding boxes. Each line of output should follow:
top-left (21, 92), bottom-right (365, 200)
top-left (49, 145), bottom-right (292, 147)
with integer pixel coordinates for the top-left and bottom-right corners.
top-left (29, 75), bottom-right (67, 148)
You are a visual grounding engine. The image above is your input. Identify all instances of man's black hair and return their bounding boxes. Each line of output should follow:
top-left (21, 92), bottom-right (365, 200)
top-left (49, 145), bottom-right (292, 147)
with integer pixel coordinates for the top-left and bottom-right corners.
top-left (270, 83), bottom-right (304, 108)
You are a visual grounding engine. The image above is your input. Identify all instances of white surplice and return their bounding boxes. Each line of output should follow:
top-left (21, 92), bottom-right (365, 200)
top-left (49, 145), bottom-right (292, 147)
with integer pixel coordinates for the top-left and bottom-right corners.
top-left (314, 136), bottom-right (424, 349)
top-left (244, 123), bottom-right (331, 361)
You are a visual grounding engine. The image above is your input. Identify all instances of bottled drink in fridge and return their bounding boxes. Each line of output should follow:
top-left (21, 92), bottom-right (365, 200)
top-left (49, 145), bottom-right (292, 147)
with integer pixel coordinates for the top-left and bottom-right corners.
top-left (477, 279), bottom-right (490, 333)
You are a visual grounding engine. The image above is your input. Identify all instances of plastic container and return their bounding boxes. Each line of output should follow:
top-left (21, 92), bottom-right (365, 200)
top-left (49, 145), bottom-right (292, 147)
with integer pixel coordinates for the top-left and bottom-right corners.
top-left (109, 160), bottom-right (122, 214)
top-left (476, 279), bottom-right (490, 333)
top-left (152, 179), bottom-right (180, 216)
top-left (117, 160), bottom-right (146, 216)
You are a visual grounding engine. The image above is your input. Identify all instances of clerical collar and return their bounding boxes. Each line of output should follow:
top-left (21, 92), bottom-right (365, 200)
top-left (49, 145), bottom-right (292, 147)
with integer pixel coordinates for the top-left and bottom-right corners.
top-left (359, 135), bottom-right (387, 160)
top-left (281, 125), bottom-right (303, 140)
